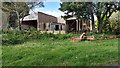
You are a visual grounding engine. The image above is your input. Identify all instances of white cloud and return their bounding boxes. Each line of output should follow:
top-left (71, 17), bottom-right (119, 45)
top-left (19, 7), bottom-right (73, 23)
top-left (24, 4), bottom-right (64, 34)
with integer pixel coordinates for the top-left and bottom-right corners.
top-left (41, 11), bottom-right (64, 17)
top-left (30, 10), bottom-right (64, 17)
top-left (30, 10), bottom-right (97, 21)
top-left (44, 0), bottom-right (61, 2)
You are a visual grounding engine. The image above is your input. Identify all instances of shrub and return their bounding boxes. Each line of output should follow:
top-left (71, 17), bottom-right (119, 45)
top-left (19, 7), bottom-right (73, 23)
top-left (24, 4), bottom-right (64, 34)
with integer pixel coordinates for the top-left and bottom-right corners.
top-left (4, 29), bottom-right (116, 45)
top-left (2, 30), bottom-right (27, 45)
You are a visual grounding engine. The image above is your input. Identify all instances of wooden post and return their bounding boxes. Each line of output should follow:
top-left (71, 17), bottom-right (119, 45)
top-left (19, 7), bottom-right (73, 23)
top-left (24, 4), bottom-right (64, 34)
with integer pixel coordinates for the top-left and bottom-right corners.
top-left (37, 18), bottom-right (40, 31)
top-left (59, 24), bottom-right (62, 34)
top-left (76, 20), bottom-right (78, 33)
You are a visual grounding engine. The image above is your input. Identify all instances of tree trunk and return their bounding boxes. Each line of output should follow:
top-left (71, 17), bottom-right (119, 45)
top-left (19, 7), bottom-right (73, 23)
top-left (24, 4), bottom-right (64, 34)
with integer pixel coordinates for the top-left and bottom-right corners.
top-left (16, 11), bottom-right (21, 30)
top-left (88, 2), bottom-right (95, 33)
top-left (21, 13), bottom-right (25, 30)
top-left (91, 13), bottom-right (95, 32)
top-left (80, 19), bottom-right (83, 33)
top-left (97, 14), bottom-right (102, 33)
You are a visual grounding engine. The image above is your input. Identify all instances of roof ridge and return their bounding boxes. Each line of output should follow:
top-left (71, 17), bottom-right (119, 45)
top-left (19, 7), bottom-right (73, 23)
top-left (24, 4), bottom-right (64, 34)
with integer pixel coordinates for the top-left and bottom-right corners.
top-left (38, 11), bottom-right (56, 18)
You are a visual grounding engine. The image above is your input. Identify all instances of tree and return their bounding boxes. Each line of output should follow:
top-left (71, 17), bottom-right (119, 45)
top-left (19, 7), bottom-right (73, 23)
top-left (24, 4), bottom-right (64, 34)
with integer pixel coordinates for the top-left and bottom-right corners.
top-left (1, 1), bottom-right (44, 30)
top-left (2, 2), bottom-right (29, 29)
top-left (59, 2), bottom-right (92, 32)
top-left (59, 2), bottom-right (119, 33)
top-left (94, 2), bottom-right (118, 33)
top-left (108, 11), bottom-right (120, 34)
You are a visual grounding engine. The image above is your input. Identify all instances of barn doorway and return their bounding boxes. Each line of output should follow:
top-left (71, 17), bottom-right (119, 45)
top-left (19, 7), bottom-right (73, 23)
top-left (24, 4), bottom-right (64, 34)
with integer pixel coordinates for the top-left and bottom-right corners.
top-left (66, 20), bottom-right (77, 33)
top-left (21, 20), bottom-right (37, 30)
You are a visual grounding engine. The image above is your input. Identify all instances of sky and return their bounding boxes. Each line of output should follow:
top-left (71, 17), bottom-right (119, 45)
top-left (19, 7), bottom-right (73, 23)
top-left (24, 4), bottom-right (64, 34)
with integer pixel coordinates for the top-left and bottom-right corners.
top-left (30, 1), bottom-right (97, 20)
top-left (30, 2), bottom-right (64, 17)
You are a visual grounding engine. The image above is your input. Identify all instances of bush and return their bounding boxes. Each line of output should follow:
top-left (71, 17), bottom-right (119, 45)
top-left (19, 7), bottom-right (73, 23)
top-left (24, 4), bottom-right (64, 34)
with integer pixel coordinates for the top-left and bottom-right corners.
top-left (2, 30), bottom-right (79, 45)
top-left (2, 30), bottom-right (27, 45)
top-left (4, 29), bottom-right (111, 45)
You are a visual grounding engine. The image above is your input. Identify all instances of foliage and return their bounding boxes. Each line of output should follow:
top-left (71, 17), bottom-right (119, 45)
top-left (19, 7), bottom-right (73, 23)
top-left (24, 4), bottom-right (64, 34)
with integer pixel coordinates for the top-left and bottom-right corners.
top-left (2, 2), bottom-right (30, 28)
top-left (2, 30), bottom-right (76, 45)
top-left (1, 1), bottom-right (44, 30)
top-left (94, 2), bottom-right (119, 33)
top-left (108, 11), bottom-right (120, 34)
top-left (2, 29), bottom-right (119, 45)
top-left (2, 30), bottom-right (27, 45)
top-left (59, 2), bottom-right (120, 33)
top-left (59, 2), bottom-right (91, 19)
top-left (59, 2), bottom-right (96, 33)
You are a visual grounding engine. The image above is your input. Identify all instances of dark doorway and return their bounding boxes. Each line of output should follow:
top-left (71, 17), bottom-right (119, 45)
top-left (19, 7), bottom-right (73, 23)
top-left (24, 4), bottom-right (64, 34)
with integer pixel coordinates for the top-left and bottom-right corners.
top-left (21, 20), bottom-right (37, 29)
top-left (55, 25), bottom-right (59, 30)
top-left (66, 20), bottom-right (77, 33)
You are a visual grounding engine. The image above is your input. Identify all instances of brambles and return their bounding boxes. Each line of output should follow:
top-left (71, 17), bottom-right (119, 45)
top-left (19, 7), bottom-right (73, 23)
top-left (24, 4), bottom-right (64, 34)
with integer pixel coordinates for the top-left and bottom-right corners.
top-left (2, 29), bottom-right (120, 45)
top-left (2, 30), bottom-right (75, 45)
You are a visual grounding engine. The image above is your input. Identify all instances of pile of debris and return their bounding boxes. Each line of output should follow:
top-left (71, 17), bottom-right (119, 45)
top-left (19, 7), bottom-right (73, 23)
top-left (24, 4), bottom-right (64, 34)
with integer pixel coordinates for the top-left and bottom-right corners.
top-left (96, 35), bottom-right (119, 40)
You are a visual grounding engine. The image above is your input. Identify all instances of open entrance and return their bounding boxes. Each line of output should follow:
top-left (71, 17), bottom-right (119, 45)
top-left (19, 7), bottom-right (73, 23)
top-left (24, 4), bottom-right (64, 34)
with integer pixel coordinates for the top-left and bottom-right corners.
top-left (55, 25), bottom-right (59, 30)
top-left (66, 20), bottom-right (77, 33)
top-left (21, 20), bottom-right (37, 30)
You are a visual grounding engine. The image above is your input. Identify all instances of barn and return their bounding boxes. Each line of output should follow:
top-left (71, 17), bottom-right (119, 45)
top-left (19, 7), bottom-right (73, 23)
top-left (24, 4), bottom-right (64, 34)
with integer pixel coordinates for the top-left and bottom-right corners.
top-left (65, 17), bottom-right (92, 33)
top-left (21, 12), bottom-right (65, 34)
top-left (21, 12), bottom-right (93, 34)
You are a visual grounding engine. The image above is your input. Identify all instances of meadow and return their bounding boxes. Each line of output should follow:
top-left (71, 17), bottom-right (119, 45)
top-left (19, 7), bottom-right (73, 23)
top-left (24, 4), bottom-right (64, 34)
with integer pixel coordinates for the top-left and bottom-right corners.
top-left (2, 30), bottom-right (119, 66)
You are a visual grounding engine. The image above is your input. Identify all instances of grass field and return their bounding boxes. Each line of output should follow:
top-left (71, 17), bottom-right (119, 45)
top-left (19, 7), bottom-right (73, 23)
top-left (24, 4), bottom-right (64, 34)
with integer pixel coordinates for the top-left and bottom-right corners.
top-left (2, 38), bottom-right (119, 66)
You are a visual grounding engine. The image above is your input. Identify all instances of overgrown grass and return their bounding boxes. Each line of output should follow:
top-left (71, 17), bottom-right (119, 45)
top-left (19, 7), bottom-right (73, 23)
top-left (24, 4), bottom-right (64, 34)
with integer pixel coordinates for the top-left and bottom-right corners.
top-left (2, 30), bottom-right (77, 45)
top-left (2, 29), bottom-right (119, 45)
top-left (2, 30), bottom-right (119, 66)
top-left (2, 38), bottom-right (119, 66)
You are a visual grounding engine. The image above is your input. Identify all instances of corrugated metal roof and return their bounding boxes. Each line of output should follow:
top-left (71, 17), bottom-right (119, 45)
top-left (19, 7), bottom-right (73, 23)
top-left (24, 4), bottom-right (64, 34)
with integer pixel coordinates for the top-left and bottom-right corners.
top-left (57, 16), bottom-right (65, 24)
top-left (20, 12), bottom-right (38, 21)
top-left (66, 17), bottom-right (76, 20)
top-left (21, 11), bottom-right (57, 21)
top-left (21, 12), bottom-right (65, 24)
